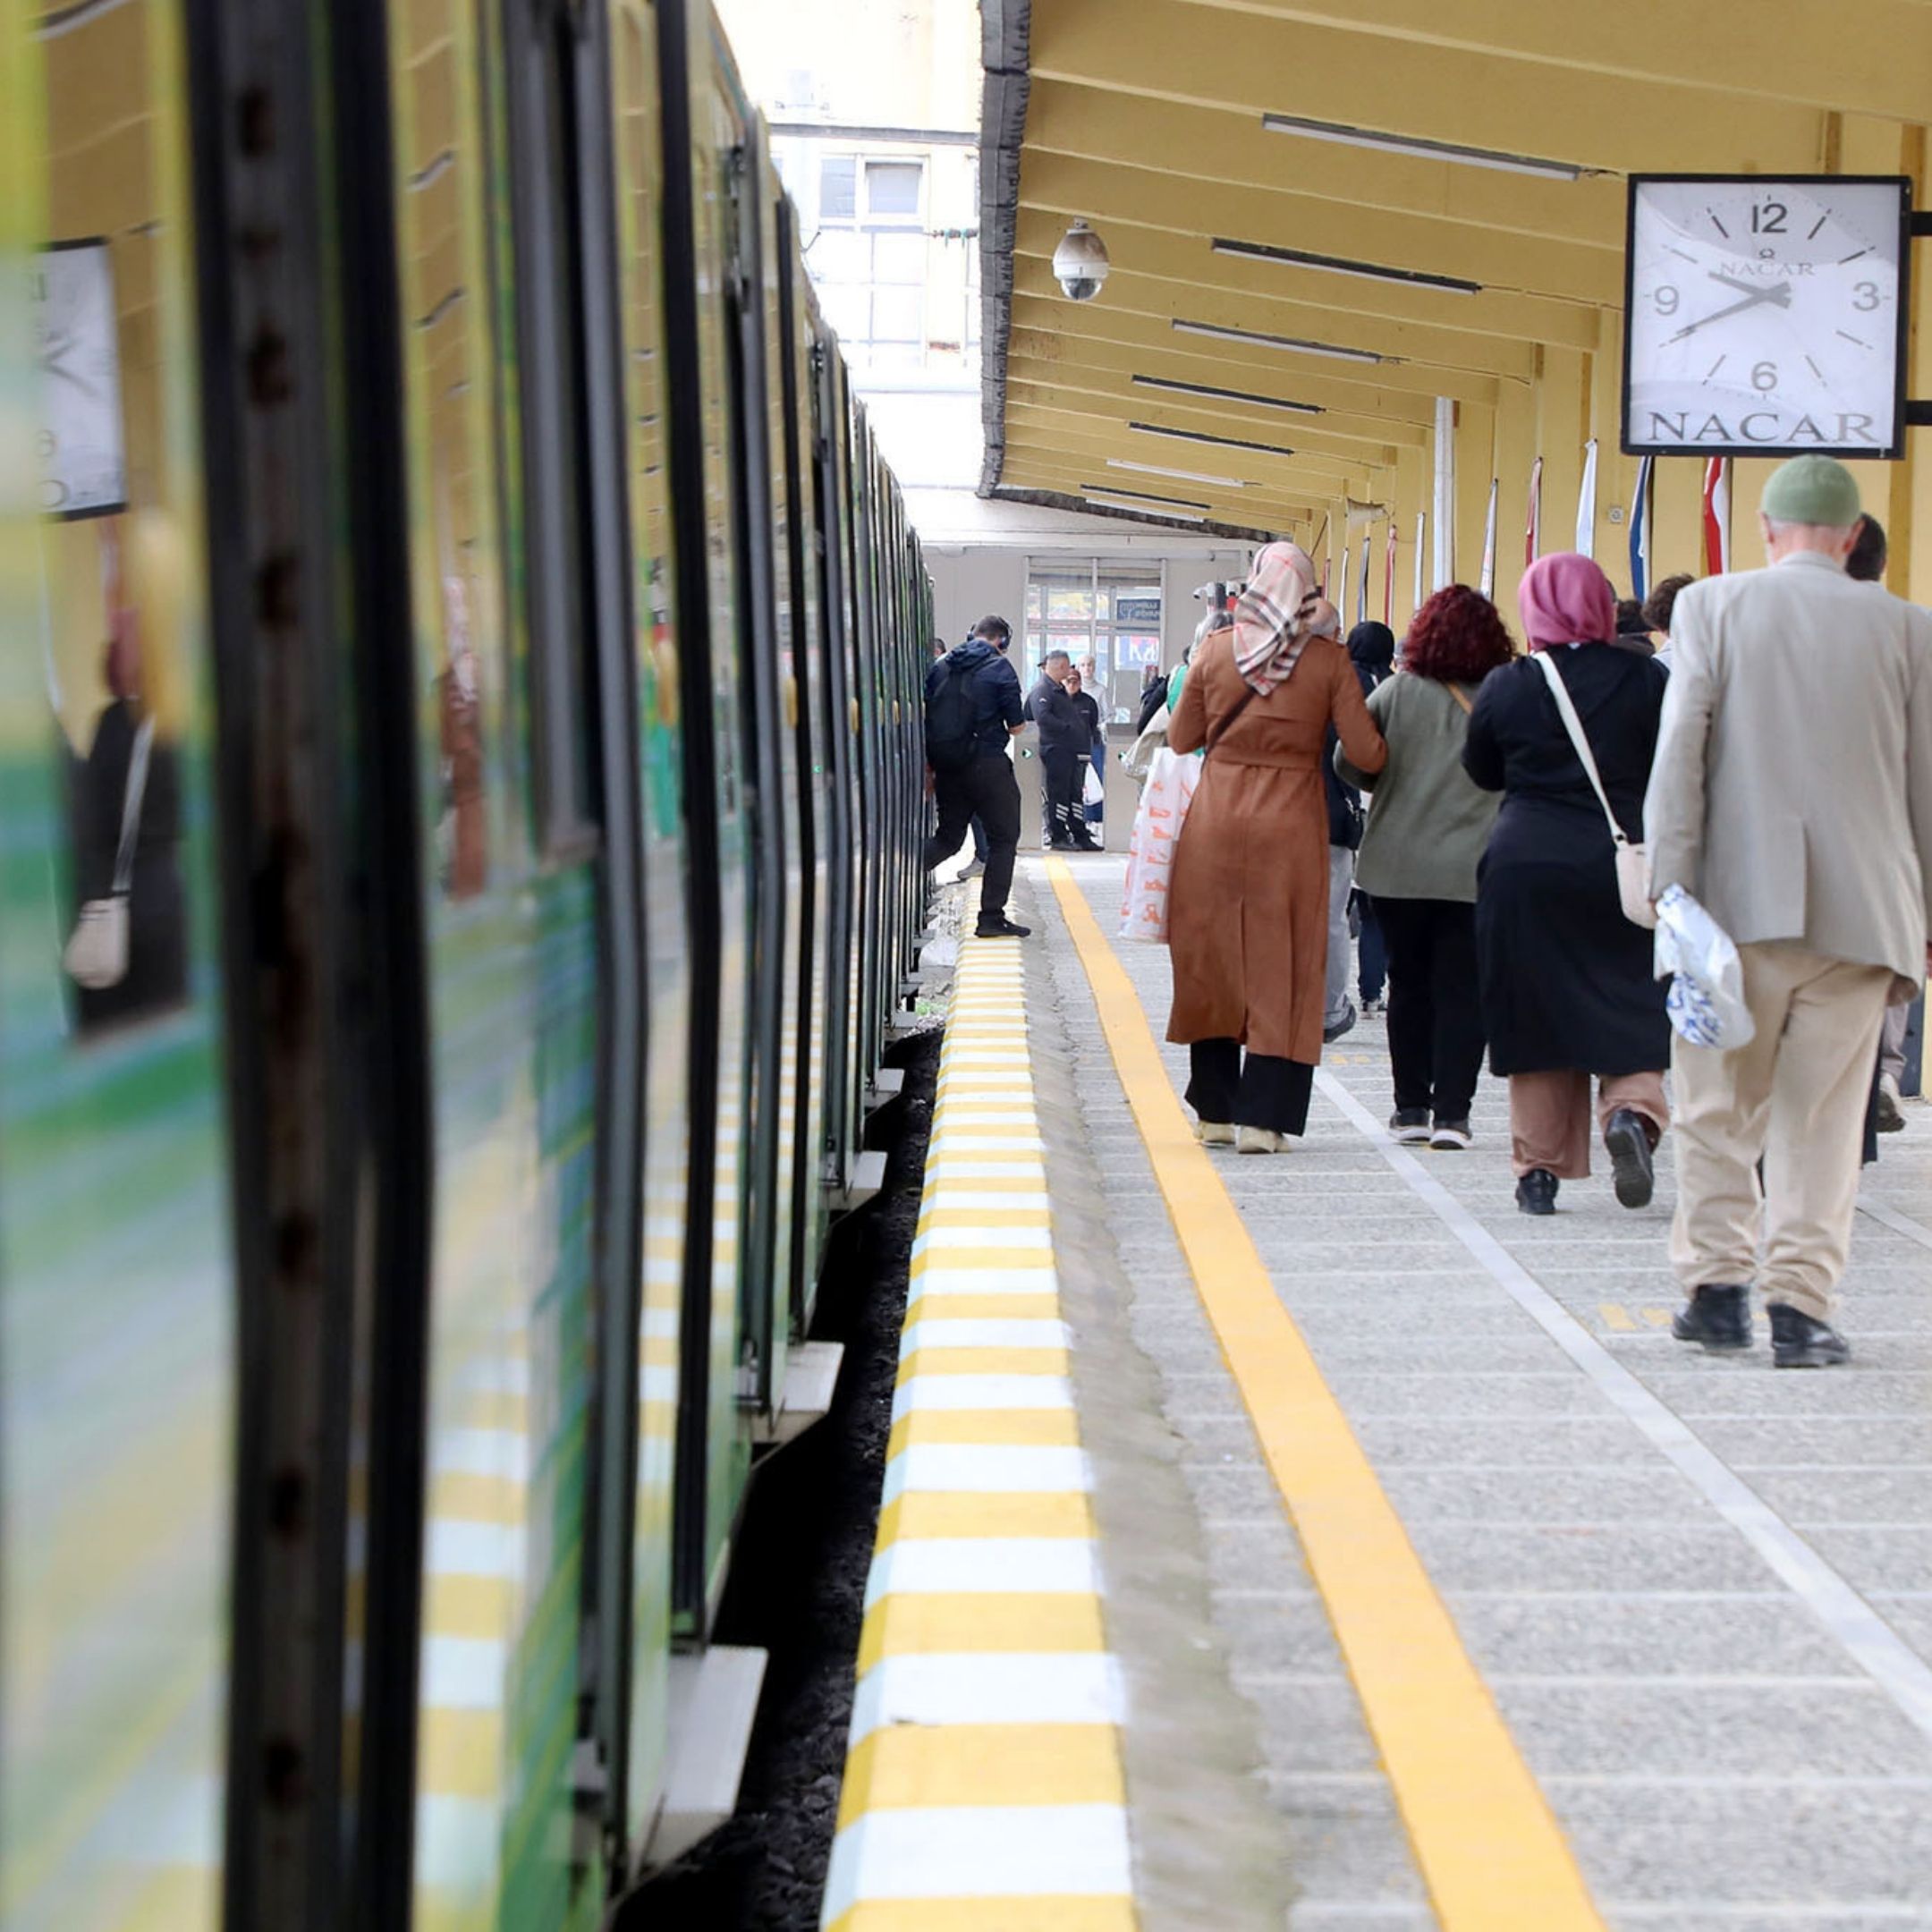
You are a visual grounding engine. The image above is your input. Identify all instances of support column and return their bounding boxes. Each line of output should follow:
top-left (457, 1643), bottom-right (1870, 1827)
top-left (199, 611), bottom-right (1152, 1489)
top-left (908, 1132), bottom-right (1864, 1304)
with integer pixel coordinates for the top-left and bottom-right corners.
top-left (1431, 396), bottom-right (1455, 592)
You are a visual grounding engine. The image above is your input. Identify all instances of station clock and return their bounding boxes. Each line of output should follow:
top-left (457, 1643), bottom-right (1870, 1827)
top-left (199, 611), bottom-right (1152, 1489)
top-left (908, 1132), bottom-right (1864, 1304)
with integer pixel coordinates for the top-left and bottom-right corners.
top-left (1622, 174), bottom-right (1911, 461)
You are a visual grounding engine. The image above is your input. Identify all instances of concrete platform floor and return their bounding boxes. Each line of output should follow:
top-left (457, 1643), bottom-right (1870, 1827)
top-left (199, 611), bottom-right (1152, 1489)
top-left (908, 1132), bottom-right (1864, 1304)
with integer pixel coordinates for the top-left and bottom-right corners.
top-left (1006, 850), bottom-right (1932, 1932)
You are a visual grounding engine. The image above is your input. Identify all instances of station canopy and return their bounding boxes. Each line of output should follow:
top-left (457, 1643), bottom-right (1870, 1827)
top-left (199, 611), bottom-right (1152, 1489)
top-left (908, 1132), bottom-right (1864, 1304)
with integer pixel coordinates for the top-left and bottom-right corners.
top-left (976, 0), bottom-right (1932, 616)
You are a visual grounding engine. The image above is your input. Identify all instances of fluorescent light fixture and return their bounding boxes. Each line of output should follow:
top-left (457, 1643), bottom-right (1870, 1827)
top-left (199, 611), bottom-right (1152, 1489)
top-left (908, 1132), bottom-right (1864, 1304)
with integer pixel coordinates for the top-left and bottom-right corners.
top-left (1261, 112), bottom-right (1584, 182)
top-left (1129, 420), bottom-right (1297, 459)
top-left (1212, 237), bottom-right (1480, 296)
top-left (1173, 318), bottom-right (1387, 365)
top-left (1131, 374), bottom-right (1323, 416)
top-left (1081, 492), bottom-right (1208, 524)
top-left (1107, 456), bottom-right (1243, 489)
top-left (1080, 481), bottom-right (1211, 510)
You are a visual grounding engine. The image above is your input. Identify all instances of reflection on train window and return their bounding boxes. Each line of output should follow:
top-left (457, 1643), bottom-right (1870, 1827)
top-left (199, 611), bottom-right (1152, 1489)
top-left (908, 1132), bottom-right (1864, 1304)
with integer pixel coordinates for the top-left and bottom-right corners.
top-left (37, 9), bottom-right (204, 1038)
top-left (390, 1), bottom-right (507, 902)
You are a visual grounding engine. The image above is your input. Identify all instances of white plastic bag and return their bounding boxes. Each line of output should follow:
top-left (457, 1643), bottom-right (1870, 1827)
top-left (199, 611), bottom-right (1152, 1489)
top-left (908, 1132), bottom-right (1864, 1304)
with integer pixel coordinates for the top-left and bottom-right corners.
top-left (1655, 884), bottom-right (1756, 1050)
top-left (1082, 760), bottom-right (1105, 809)
top-left (1119, 746), bottom-right (1200, 944)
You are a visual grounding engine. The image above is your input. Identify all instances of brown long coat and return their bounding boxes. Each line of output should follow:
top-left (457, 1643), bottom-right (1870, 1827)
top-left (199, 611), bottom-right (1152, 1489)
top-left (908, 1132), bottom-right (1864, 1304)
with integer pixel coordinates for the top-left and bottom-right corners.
top-left (1166, 628), bottom-right (1386, 1063)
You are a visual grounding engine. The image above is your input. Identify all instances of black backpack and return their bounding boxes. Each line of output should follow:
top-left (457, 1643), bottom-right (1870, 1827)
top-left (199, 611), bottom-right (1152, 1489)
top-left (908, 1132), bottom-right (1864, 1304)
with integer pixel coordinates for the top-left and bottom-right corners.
top-left (925, 657), bottom-right (980, 771)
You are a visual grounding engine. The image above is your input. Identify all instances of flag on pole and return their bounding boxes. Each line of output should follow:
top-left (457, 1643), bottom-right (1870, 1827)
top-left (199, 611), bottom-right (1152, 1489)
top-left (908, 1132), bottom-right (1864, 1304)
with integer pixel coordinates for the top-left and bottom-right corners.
top-left (1339, 546), bottom-right (1350, 625)
top-left (1412, 512), bottom-right (1426, 614)
top-left (1385, 520), bottom-right (1397, 624)
top-left (1357, 535), bottom-right (1371, 633)
top-left (1524, 456), bottom-right (1543, 569)
top-left (1629, 454), bottom-right (1656, 604)
top-left (1479, 479), bottom-right (1499, 598)
top-left (1701, 456), bottom-right (1732, 575)
top-left (1574, 438), bottom-right (1598, 558)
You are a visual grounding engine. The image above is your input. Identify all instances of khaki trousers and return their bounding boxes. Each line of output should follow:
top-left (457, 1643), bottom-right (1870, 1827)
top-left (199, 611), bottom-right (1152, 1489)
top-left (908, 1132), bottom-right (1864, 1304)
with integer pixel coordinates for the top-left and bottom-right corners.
top-left (1670, 941), bottom-right (1892, 1319)
top-left (1508, 1070), bottom-right (1668, 1181)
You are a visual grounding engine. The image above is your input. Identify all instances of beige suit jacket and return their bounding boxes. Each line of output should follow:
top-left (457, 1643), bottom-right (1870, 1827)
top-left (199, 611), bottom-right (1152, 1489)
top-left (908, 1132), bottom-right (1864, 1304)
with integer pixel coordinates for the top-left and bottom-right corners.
top-left (1644, 550), bottom-right (1932, 996)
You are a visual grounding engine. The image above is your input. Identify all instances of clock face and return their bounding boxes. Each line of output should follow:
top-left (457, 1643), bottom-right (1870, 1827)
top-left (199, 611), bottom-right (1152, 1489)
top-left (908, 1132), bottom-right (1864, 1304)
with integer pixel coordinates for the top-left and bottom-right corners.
top-left (1623, 175), bottom-right (1909, 460)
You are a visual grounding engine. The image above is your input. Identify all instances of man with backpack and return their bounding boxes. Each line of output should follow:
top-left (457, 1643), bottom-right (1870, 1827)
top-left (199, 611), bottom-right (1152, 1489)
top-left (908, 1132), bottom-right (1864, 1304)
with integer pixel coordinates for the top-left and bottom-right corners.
top-left (924, 614), bottom-right (1030, 938)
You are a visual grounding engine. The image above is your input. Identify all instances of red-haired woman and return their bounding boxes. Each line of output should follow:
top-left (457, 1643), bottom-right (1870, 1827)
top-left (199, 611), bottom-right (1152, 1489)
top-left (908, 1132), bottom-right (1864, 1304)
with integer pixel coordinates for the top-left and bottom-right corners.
top-left (1463, 553), bottom-right (1671, 1216)
top-left (1336, 586), bottom-right (1510, 1149)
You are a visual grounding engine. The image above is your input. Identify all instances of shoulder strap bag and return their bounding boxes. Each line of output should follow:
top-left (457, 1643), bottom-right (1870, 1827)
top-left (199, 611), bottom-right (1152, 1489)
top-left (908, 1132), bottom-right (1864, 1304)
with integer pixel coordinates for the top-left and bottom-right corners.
top-left (1532, 650), bottom-right (1656, 930)
top-left (64, 715), bottom-right (155, 990)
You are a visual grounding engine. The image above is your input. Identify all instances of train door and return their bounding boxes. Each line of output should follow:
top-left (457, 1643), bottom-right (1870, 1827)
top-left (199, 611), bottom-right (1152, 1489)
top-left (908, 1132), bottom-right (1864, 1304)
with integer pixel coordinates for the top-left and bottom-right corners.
top-left (657, 0), bottom-right (755, 1630)
top-left (813, 340), bottom-right (863, 1193)
top-left (605, 0), bottom-right (693, 1857)
top-left (721, 109), bottom-right (800, 1419)
top-left (848, 410), bottom-right (884, 1102)
top-left (0, 11), bottom-right (239, 1925)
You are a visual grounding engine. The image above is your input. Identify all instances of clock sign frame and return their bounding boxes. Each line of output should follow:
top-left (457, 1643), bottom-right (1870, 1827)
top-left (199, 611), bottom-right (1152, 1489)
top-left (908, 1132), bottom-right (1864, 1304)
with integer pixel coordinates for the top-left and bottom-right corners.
top-left (1621, 174), bottom-right (1913, 462)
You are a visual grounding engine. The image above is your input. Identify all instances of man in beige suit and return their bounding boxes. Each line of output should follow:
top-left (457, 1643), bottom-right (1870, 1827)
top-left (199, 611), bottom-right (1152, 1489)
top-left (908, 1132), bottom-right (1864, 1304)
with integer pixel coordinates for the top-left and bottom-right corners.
top-left (1646, 455), bottom-right (1932, 1368)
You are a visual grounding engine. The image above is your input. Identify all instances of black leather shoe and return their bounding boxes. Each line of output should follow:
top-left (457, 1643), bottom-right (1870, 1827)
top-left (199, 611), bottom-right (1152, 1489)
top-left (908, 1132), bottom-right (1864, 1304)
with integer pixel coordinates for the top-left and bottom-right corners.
top-left (1769, 1303), bottom-right (1851, 1368)
top-left (1515, 1169), bottom-right (1558, 1216)
top-left (1604, 1107), bottom-right (1656, 1209)
top-left (974, 915), bottom-right (1031, 939)
top-left (1323, 999), bottom-right (1358, 1044)
top-left (1673, 1284), bottom-right (1752, 1352)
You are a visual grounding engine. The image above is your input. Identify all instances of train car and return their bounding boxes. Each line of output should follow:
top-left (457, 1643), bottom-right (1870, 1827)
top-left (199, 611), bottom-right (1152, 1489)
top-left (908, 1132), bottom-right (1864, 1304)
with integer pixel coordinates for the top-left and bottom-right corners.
top-left (0, 1), bottom-right (928, 1928)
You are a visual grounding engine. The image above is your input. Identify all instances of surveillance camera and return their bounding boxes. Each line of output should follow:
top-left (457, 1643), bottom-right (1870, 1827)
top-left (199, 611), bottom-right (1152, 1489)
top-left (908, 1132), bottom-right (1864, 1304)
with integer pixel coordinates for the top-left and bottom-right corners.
top-left (1052, 219), bottom-right (1110, 302)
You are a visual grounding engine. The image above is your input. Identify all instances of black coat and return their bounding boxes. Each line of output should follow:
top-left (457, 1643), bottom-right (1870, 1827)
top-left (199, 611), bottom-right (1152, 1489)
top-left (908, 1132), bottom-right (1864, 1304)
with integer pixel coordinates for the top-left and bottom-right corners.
top-left (1026, 674), bottom-right (1082, 755)
top-left (1462, 644), bottom-right (1671, 1077)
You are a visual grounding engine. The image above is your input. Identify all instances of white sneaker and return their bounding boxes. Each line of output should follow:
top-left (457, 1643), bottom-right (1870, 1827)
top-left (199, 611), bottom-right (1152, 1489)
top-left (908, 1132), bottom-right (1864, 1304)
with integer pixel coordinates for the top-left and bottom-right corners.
top-left (957, 860), bottom-right (986, 880)
top-left (1236, 1125), bottom-right (1287, 1155)
top-left (1194, 1120), bottom-right (1235, 1147)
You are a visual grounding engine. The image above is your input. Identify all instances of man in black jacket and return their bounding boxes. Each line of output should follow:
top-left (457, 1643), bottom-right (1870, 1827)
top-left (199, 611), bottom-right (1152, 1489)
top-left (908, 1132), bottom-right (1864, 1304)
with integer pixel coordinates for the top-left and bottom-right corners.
top-left (923, 615), bottom-right (1030, 937)
top-left (1027, 650), bottom-right (1097, 851)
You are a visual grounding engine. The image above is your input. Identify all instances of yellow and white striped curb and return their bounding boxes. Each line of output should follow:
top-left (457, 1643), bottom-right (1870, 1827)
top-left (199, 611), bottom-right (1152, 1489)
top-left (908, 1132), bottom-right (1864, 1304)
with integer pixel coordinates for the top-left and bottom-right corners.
top-left (819, 931), bottom-right (1139, 1932)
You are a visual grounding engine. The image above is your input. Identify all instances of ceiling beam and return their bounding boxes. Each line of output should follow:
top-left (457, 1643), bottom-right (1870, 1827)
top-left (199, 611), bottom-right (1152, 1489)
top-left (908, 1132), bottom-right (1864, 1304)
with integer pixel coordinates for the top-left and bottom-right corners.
top-left (1005, 414), bottom-right (1371, 490)
top-left (1022, 79), bottom-right (1628, 248)
top-left (1164, 0), bottom-right (1932, 125)
top-left (1014, 216), bottom-right (1600, 358)
top-left (1011, 305), bottom-right (1508, 409)
top-left (1000, 452), bottom-right (1330, 531)
top-left (1026, 0), bottom-right (1835, 177)
top-left (1004, 369), bottom-right (1425, 453)
top-left (1020, 149), bottom-right (1622, 304)
top-left (1007, 393), bottom-right (1406, 467)
top-left (1004, 332), bottom-right (1450, 428)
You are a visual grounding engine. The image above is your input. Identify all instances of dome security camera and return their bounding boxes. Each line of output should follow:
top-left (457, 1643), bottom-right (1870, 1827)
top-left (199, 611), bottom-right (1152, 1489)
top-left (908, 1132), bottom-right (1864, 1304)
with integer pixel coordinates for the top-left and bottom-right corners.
top-left (1051, 219), bottom-right (1110, 301)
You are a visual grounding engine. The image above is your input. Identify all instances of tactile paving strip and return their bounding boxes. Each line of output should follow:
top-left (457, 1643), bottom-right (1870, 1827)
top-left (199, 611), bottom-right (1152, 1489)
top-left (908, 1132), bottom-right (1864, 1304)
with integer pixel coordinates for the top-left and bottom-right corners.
top-left (818, 927), bottom-right (1139, 1932)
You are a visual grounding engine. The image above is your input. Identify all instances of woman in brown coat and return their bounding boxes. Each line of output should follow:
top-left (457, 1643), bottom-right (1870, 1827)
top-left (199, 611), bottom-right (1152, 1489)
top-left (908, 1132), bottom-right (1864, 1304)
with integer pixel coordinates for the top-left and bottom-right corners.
top-left (1167, 542), bottom-right (1387, 1153)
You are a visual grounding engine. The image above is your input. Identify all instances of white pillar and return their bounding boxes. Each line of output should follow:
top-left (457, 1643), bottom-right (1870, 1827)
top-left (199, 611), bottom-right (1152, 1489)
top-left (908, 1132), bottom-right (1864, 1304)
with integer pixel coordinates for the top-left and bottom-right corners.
top-left (1431, 396), bottom-right (1455, 591)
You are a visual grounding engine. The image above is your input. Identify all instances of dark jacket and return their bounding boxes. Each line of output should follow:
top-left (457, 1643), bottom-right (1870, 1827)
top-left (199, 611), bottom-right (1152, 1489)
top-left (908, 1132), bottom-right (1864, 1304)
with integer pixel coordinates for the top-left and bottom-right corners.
top-left (1068, 690), bottom-right (1104, 752)
top-left (1463, 643), bottom-right (1670, 1075)
top-left (927, 640), bottom-right (1023, 758)
top-left (1027, 674), bottom-right (1082, 756)
top-left (1134, 677), bottom-right (1169, 736)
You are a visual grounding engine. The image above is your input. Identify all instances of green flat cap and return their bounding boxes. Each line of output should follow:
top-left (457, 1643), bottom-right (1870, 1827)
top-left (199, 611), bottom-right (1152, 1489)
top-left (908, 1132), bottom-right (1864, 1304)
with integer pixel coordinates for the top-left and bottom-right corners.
top-left (1761, 453), bottom-right (1862, 528)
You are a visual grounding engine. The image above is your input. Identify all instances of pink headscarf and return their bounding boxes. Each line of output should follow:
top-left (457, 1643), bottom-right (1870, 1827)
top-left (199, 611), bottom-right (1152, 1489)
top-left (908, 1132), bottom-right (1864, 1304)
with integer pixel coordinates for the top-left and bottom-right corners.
top-left (1230, 540), bottom-right (1319, 696)
top-left (1517, 551), bottom-right (1615, 651)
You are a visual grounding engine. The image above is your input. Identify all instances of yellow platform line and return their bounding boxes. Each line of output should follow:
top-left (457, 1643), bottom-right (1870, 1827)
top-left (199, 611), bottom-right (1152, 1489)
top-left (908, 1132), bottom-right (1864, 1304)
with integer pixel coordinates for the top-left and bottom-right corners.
top-left (1046, 857), bottom-right (1606, 1932)
top-left (823, 913), bottom-right (1137, 1931)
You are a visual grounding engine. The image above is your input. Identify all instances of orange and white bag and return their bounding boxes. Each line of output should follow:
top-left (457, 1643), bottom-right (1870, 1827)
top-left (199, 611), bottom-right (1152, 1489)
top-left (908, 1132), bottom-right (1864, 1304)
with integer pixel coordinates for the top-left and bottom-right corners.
top-left (1119, 747), bottom-right (1201, 944)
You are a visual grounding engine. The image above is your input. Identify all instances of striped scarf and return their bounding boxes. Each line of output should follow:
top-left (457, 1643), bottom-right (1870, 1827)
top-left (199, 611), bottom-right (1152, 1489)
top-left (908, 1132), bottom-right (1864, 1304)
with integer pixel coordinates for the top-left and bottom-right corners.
top-left (1231, 541), bottom-right (1319, 697)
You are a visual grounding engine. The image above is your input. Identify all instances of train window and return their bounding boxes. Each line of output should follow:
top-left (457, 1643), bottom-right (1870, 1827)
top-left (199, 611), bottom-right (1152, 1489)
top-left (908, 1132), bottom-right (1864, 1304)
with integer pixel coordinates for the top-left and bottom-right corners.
top-left (5, 5), bottom-right (235, 1928)
top-left (387, 0), bottom-right (510, 900)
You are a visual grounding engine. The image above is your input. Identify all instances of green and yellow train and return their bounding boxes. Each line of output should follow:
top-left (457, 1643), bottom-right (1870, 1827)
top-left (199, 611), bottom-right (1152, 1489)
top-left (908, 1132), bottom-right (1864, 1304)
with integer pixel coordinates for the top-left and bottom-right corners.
top-left (0, 0), bottom-right (929, 1926)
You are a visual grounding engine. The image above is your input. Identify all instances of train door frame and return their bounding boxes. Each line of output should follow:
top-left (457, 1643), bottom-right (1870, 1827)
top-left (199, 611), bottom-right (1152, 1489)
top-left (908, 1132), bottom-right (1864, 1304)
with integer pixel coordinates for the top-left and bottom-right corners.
top-left (188, 1), bottom-right (435, 1926)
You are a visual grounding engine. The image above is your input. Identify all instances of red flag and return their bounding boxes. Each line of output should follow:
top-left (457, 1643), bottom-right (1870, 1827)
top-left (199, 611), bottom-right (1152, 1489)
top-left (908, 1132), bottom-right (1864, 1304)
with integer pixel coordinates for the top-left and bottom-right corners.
top-left (1701, 457), bottom-right (1731, 575)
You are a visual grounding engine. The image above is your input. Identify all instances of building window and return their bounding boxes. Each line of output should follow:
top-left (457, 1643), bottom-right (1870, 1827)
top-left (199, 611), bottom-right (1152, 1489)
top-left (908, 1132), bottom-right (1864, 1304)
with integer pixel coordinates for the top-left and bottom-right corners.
top-left (810, 153), bottom-right (928, 372)
top-left (1024, 570), bottom-right (1163, 723)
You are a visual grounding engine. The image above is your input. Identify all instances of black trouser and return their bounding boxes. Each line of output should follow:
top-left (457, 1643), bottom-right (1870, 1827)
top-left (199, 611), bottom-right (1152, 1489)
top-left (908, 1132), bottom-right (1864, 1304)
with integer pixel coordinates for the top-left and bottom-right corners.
top-left (1039, 746), bottom-right (1091, 848)
top-left (1355, 891), bottom-right (1386, 1002)
top-left (1186, 1039), bottom-right (1315, 1135)
top-left (927, 753), bottom-right (1021, 919)
top-left (1375, 895), bottom-right (1487, 1123)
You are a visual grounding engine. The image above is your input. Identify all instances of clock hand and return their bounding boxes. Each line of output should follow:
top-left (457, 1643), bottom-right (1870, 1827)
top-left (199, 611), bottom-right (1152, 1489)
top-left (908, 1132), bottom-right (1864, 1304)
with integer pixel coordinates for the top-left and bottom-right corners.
top-left (1664, 284), bottom-right (1792, 344)
top-left (1707, 270), bottom-right (1795, 306)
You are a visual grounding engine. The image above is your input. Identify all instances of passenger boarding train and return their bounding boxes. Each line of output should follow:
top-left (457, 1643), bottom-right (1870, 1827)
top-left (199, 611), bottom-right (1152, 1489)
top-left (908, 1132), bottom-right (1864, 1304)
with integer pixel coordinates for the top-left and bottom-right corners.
top-left (1, 0), bottom-right (928, 1928)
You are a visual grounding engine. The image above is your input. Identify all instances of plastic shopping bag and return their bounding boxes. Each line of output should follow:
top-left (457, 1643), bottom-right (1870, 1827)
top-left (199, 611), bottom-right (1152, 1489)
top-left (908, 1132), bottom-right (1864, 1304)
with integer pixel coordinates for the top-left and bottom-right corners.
top-left (1123, 710), bottom-right (1167, 784)
top-left (1119, 745), bottom-right (1200, 944)
top-left (1082, 760), bottom-right (1106, 809)
top-left (1654, 884), bottom-right (1756, 1051)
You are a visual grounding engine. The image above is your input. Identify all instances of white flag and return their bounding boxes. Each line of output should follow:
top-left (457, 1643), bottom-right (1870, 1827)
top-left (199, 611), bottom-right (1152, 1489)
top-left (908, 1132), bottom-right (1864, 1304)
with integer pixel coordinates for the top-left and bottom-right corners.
top-left (1575, 437), bottom-right (1598, 558)
top-left (1479, 479), bottom-right (1499, 598)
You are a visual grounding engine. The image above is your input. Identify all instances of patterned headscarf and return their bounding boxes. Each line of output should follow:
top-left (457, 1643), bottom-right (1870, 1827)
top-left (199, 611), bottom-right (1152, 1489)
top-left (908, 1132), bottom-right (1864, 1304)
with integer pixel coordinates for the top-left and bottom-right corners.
top-left (1518, 551), bottom-right (1616, 652)
top-left (1230, 541), bottom-right (1319, 696)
